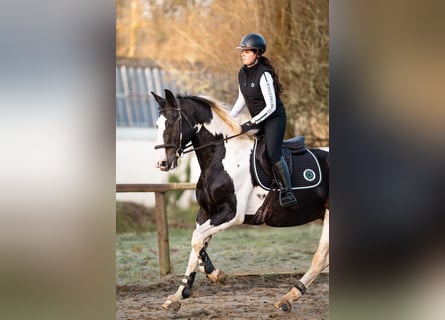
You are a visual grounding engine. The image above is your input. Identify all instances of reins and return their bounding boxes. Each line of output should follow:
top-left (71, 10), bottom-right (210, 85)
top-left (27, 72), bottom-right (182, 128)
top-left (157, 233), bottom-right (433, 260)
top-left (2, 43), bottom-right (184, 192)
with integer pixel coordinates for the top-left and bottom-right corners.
top-left (154, 104), bottom-right (245, 157)
top-left (180, 131), bottom-right (245, 155)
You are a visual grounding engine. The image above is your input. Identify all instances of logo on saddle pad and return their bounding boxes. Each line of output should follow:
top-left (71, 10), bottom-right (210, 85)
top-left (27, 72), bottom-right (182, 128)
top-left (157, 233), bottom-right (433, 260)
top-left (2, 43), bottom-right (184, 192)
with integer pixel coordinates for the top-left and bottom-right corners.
top-left (251, 137), bottom-right (322, 191)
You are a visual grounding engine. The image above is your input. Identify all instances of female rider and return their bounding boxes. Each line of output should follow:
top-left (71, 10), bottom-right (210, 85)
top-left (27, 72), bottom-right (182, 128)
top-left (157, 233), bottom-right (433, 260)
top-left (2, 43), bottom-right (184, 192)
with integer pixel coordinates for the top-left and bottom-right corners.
top-left (230, 33), bottom-right (297, 207)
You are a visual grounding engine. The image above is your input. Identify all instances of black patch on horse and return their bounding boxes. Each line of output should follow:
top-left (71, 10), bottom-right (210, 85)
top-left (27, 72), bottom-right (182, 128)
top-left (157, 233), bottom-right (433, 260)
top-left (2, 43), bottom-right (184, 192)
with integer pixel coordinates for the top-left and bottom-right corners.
top-left (251, 136), bottom-right (322, 190)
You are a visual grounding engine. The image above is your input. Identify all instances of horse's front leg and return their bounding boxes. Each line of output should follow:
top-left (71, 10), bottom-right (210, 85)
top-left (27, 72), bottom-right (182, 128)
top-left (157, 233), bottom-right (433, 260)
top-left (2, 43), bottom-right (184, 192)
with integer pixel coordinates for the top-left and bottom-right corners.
top-left (186, 221), bottom-right (229, 285)
top-left (161, 247), bottom-right (199, 311)
top-left (162, 189), bottom-right (246, 311)
top-left (191, 199), bottom-right (243, 284)
top-left (275, 209), bottom-right (330, 312)
top-left (161, 231), bottom-right (226, 311)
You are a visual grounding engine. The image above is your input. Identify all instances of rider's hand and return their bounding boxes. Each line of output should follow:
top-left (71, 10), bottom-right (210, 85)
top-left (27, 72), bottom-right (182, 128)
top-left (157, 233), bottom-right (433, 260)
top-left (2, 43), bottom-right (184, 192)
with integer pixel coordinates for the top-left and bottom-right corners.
top-left (241, 120), bottom-right (254, 133)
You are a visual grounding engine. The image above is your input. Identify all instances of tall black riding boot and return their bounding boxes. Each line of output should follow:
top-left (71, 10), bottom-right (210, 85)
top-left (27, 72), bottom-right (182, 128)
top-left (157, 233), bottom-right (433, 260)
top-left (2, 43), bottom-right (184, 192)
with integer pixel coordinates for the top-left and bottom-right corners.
top-left (272, 157), bottom-right (297, 207)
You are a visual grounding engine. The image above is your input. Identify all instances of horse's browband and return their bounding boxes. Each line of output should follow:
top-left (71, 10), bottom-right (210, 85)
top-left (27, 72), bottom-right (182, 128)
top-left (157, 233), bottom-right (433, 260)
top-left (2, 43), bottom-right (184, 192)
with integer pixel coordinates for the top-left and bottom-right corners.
top-left (159, 107), bottom-right (181, 113)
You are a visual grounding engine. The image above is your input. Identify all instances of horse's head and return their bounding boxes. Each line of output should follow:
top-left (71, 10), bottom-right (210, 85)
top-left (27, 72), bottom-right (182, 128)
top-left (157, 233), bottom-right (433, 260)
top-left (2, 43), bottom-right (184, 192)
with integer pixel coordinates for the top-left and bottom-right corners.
top-left (151, 89), bottom-right (183, 171)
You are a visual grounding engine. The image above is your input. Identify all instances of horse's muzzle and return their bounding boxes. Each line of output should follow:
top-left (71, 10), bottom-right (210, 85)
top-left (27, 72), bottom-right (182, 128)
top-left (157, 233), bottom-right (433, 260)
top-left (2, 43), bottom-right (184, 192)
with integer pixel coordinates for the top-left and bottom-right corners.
top-left (156, 160), bottom-right (169, 171)
top-left (156, 159), bottom-right (177, 171)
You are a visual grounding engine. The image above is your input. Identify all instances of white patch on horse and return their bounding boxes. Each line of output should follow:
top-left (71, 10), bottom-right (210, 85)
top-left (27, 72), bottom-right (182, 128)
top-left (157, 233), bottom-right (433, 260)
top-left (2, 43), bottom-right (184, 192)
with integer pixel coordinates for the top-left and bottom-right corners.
top-left (205, 108), bottom-right (265, 219)
top-left (203, 114), bottom-right (235, 138)
top-left (222, 139), bottom-right (255, 214)
top-left (155, 115), bottom-right (167, 167)
top-left (194, 123), bottom-right (203, 134)
top-left (245, 186), bottom-right (269, 215)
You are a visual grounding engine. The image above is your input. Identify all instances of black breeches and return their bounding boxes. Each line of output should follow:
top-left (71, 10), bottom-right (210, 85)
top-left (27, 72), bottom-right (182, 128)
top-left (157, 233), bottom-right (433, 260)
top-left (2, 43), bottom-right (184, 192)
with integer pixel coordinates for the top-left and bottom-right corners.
top-left (263, 112), bottom-right (287, 164)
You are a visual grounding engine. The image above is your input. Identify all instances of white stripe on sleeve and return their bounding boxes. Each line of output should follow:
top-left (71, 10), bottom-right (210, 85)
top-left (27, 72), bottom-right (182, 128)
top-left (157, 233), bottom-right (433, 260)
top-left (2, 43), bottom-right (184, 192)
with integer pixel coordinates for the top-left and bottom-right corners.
top-left (252, 72), bottom-right (276, 123)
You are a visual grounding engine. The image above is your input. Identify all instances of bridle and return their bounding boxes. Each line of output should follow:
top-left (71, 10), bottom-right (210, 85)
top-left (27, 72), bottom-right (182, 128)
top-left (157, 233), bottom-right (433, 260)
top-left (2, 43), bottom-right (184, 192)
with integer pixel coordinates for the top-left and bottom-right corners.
top-left (154, 104), bottom-right (245, 160)
top-left (154, 106), bottom-right (192, 158)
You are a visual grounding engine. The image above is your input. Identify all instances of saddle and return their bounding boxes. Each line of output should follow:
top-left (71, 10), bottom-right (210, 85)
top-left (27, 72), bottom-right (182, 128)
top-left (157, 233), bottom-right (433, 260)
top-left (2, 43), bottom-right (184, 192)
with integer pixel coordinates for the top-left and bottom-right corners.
top-left (251, 136), bottom-right (321, 191)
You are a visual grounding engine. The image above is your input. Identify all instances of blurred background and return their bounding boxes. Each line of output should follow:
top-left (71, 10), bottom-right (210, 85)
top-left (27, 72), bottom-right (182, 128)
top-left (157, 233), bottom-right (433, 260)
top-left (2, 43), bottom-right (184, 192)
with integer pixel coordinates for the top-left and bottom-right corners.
top-left (116, 0), bottom-right (329, 146)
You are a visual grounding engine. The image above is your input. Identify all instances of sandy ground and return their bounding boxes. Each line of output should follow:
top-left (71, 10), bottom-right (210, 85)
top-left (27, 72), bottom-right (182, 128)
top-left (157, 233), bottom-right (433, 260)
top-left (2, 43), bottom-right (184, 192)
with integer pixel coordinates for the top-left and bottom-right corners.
top-left (116, 272), bottom-right (328, 320)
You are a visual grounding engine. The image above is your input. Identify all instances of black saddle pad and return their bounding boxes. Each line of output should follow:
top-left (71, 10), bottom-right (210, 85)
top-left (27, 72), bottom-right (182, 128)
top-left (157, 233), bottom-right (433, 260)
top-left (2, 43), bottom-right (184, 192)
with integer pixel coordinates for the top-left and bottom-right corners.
top-left (251, 136), bottom-right (322, 191)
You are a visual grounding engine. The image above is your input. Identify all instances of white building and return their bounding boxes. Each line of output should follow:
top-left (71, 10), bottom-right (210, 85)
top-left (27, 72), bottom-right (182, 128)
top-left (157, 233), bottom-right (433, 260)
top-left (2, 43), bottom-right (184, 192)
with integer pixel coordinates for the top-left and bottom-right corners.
top-left (116, 58), bottom-right (196, 207)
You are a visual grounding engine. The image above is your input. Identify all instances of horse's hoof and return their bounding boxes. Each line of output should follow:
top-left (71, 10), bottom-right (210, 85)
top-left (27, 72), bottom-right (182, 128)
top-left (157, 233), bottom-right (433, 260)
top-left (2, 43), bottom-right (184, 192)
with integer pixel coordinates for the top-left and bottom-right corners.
top-left (162, 299), bottom-right (181, 312)
top-left (208, 269), bottom-right (228, 284)
top-left (275, 301), bottom-right (292, 313)
top-left (217, 269), bottom-right (227, 284)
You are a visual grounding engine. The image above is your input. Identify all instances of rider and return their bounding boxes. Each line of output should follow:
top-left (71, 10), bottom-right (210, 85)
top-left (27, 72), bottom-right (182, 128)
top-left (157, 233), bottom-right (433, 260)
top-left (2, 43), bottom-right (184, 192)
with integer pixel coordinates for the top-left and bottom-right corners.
top-left (230, 33), bottom-right (297, 207)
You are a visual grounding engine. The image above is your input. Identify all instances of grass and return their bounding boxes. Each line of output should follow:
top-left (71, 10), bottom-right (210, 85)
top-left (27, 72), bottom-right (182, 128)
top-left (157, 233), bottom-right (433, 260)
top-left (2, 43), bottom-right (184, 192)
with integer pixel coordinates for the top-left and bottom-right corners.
top-left (116, 202), bottom-right (199, 234)
top-left (116, 223), bottom-right (322, 286)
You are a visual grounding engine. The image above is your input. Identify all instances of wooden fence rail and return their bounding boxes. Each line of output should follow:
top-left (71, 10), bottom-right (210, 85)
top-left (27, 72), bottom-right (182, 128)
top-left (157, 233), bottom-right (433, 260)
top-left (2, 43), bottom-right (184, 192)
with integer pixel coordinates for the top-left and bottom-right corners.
top-left (116, 183), bottom-right (196, 278)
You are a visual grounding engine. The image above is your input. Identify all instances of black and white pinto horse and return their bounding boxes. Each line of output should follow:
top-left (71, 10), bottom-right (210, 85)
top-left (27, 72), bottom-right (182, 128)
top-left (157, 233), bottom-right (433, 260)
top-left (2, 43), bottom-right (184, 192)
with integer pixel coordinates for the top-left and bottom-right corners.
top-left (151, 89), bottom-right (329, 313)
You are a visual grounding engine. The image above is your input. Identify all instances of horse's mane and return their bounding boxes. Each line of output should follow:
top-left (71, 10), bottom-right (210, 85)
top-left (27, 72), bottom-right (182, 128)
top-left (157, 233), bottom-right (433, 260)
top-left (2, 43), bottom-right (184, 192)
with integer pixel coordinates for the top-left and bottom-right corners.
top-left (178, 95), bottom-right (242, 135)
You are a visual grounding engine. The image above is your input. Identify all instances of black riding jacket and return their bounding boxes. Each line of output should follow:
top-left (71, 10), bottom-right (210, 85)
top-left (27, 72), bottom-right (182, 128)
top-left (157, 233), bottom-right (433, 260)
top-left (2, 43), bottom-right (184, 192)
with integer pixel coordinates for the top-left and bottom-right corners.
top-left (237, 62), bottom-right (285, 122)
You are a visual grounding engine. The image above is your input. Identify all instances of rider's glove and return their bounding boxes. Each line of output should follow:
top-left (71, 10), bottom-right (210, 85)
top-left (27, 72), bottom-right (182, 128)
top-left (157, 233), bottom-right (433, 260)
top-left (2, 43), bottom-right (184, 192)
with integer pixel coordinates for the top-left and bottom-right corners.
top-left (241, 120), bottom-right (255, 133)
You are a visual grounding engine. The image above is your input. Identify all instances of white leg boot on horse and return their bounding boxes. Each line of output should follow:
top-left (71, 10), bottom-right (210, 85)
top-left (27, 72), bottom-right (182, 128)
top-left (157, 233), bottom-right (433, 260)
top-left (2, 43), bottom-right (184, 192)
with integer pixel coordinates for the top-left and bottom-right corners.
top-left (272, 157), bottom-right (297, 207)
top-left (274, 209), bottom-right (329, 312)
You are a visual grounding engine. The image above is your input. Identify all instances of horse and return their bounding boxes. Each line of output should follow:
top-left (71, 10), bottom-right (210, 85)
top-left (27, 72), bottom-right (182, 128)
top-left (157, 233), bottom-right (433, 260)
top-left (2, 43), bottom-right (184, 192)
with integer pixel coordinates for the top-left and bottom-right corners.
top-left (151, 89), bottom-right (329, 313)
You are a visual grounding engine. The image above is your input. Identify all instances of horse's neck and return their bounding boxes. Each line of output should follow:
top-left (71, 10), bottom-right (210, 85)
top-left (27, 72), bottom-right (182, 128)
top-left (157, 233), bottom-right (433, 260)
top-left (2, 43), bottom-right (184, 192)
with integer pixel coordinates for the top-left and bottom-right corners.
top-left (190, 113), bottom-right (234, 154)
top-left (188, 106), bottom-right (252, 177)
top-left (191, 131), bottom-right (224, 167)
top-left (192, 130), bottom-right (252, 184)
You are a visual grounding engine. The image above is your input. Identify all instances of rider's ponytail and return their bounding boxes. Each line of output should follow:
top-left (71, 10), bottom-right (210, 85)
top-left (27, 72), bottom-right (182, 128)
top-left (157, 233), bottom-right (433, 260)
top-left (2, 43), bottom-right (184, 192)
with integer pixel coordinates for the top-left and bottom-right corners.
top-left (259, 56), bottom-right (283, 95)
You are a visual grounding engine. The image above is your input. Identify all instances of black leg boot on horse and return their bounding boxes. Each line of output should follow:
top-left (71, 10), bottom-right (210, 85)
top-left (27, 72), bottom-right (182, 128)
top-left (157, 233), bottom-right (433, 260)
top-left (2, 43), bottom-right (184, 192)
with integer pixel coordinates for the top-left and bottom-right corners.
top-left (272, 157), bottom-right (297, 207)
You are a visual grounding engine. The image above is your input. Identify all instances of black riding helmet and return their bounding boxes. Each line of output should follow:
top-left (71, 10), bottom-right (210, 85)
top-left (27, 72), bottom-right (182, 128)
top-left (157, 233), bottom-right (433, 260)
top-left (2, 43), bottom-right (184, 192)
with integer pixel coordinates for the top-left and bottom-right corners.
top-left (236, 33), bottom-right (266, 55)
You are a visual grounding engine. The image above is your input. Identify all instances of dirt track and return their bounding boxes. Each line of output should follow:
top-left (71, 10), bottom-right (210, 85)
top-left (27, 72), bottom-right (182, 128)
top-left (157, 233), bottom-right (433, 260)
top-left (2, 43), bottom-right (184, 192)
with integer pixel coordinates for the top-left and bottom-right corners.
top-left (116, 272), bottom-right (328, 320)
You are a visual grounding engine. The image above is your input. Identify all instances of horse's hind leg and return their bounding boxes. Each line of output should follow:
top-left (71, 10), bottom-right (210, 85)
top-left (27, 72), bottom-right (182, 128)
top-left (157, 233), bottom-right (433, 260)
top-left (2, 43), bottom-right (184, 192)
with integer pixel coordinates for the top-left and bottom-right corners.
top-left (161, 248), bottom-right (200, 311)
top-left (275, 209), bottom-right (329, 312)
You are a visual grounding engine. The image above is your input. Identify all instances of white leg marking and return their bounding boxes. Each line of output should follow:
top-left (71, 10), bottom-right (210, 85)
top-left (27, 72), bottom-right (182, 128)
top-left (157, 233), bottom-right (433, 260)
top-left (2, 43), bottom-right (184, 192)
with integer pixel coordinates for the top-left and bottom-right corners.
top-left (162, 246), bottom-right (201, 310)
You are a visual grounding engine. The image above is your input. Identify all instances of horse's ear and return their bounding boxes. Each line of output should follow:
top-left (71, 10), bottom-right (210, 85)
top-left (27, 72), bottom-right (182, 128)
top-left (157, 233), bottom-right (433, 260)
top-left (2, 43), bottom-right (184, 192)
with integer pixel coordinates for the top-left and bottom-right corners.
top-left (165, 89), bottom-right (178, 107)
top-left (151, 91), bottom-right (164, 104)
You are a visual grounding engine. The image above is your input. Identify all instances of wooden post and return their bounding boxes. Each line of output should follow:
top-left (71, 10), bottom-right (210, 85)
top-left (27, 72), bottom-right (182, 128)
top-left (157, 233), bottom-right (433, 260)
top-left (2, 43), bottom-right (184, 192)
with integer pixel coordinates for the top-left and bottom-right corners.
top-left (116, 183), bottom-right (195, 279)
top-left (154, 191), bottom-right (171, 278)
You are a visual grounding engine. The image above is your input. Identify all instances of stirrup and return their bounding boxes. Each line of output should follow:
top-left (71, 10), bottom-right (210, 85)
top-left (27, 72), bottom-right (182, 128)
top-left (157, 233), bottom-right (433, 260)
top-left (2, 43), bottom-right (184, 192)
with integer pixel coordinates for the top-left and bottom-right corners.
top-left (279, 190), bottom-right (297, 207)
